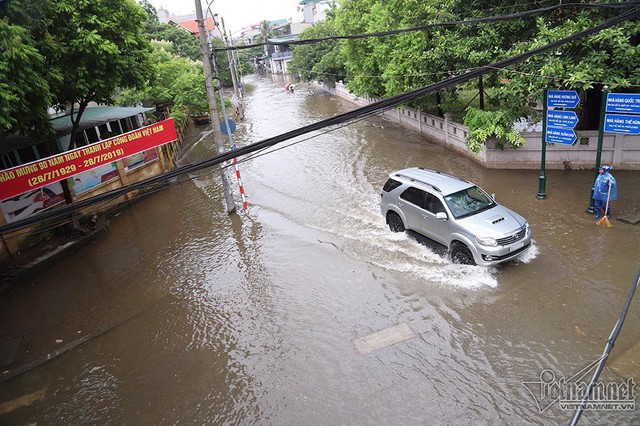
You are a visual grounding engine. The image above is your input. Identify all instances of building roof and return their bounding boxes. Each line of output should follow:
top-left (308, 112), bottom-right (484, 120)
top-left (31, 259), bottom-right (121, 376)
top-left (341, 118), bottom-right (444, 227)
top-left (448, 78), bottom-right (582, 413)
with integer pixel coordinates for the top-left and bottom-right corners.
top-left (51, 106), bottom-right (153, 135)
top-left (168, 17), bottom-right (215, 35)
top-left (268, 34), bottom-right (299, 44)
top-left (1, 106), bottom-right (153, 155)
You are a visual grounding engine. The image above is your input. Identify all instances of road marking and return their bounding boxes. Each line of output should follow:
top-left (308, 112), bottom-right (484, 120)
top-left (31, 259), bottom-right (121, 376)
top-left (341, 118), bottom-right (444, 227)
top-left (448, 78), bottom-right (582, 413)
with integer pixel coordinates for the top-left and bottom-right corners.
top-left (353, 323), bottom-right (416, 354)
top-left (0, 388), bottom-right (46, 415)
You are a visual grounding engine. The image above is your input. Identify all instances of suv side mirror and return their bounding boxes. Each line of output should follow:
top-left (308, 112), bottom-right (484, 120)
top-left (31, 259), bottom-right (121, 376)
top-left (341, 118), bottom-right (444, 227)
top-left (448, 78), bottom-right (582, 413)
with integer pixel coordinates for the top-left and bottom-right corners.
top-left (491, 193), bottom-right (496, 201)
top-left (435, 212), bottom-right (448, 221)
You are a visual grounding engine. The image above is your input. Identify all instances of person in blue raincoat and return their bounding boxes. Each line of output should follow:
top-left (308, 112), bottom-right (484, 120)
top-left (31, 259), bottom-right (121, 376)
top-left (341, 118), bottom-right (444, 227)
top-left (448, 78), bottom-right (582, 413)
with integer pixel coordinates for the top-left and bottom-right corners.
top-left (592, 164), bottom-right (617, 219)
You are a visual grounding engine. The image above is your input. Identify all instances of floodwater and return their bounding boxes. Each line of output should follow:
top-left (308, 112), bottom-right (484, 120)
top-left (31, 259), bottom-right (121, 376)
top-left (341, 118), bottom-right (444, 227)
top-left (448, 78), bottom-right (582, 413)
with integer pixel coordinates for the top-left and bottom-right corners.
top-left (1, 75), bottom-right (639, 424)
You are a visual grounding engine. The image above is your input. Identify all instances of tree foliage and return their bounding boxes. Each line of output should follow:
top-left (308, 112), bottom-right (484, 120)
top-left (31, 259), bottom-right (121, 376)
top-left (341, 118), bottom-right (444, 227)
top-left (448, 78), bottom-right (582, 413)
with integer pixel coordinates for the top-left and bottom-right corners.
top-left (0, 0), bottom-right (153, 146)
top-left (463, 108), bottom-right (526, 153)
top-left (494, 8), bottom-right (640, 128)
top-left (45, 0), bottom-right (153, 147)
top-left (116, 41), bottom-right (207, 115)
top-left (0, 18), bottom-right (53, 138)
top-left (289, 11), bottom-right (347, 86)
top-left (326, 0), bottom-right (639, 151)
top-left (138, 0), bottom-right (201, 61)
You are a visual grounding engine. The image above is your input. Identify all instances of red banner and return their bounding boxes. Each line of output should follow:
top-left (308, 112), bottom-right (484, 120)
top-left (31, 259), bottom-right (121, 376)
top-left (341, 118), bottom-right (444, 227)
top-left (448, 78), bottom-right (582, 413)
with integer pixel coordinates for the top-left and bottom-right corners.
top-left (0, 119), bottom-right (177, 201)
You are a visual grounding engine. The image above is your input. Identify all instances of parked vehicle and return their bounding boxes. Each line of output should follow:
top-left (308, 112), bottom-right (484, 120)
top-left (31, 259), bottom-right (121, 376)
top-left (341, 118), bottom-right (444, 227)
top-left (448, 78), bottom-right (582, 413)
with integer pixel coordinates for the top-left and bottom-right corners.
top-left (380, 167), bottom-right (531, 266)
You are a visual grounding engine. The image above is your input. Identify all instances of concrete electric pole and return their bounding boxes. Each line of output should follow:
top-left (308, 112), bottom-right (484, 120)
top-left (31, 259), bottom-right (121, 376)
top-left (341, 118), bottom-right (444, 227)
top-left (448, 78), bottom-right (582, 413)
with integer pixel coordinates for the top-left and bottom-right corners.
top-left (194, 0), bottom-right (236, 214)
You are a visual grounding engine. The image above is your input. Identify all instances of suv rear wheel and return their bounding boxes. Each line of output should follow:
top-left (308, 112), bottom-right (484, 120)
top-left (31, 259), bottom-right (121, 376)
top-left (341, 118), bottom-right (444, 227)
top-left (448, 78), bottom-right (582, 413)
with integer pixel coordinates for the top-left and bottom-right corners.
top-left (387, 212), bottom-right (405, 232)
top-left (450, 242), bottom-right (475, 265)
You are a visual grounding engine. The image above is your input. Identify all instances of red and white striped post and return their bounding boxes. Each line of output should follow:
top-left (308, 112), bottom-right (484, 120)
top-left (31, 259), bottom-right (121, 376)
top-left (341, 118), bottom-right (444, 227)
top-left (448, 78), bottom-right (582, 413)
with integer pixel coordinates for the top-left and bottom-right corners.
top-left (231, 145), bottom-right (247, 212)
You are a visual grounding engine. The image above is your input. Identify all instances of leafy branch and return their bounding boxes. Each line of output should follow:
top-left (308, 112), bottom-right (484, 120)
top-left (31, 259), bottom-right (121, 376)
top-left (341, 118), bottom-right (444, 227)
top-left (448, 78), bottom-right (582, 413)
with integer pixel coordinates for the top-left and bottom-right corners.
top-left (463, 108), bottom-right (526, 154)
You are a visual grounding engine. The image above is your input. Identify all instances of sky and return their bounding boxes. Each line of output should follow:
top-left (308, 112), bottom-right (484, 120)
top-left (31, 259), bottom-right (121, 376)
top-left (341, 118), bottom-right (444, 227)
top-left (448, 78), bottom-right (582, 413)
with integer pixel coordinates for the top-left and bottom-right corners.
top-left (146, 0), bottom-right (304, 34)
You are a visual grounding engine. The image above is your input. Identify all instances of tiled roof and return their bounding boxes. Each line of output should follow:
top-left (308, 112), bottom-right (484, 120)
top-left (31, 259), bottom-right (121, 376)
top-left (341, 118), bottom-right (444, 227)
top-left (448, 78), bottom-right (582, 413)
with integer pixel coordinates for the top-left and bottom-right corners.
top-left (168, 17), bottom-right (215, 35)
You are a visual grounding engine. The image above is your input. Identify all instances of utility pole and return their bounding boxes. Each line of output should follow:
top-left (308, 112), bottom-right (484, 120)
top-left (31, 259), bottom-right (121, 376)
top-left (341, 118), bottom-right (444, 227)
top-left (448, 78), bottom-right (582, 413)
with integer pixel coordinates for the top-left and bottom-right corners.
top-left (220, 17), bottom-right (241, 100)
top-left (195, 0), bottom-right (236, 214)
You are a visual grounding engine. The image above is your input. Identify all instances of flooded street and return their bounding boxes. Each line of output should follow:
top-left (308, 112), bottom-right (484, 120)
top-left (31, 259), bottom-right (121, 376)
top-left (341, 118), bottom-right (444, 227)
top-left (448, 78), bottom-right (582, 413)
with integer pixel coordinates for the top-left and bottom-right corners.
top-left (1, 75), bottom-right (639, 424)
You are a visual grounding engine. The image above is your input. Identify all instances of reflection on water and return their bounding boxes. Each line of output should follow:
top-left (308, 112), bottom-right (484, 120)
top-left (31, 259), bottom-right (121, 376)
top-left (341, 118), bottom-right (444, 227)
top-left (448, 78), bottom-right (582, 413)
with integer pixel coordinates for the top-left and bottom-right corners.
top-left (1, 75), bottom-right (639, 425)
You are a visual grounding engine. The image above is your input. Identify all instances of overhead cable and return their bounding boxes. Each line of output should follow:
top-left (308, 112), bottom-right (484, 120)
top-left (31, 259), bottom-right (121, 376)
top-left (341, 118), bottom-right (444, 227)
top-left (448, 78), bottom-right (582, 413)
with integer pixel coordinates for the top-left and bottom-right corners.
top-left (570, 268), bottom-right (640, 425)
top-left (212, 2), bottom-right (640, 52)
top-left (1, 7), bottom-right (638, 234)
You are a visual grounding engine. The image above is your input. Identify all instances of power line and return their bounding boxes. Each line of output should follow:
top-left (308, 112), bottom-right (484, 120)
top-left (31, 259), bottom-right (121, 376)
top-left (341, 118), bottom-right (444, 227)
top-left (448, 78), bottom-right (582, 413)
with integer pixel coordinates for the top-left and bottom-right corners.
top-left (291, 65), bottom-right (640, 89)
top-left (570, 268), bottom-right (640, 425)
top-left (0, 7), bottom-right (637, 234)
top-left (212, 2), bottom-right (640, 52)
top-left (1, 108), bottom-right (390, 241)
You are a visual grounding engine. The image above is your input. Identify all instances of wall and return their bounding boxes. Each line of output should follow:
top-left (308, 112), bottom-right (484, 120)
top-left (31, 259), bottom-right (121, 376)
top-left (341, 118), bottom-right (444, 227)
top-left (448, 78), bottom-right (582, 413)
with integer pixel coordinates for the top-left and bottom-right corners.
top-left (0, 136), bottom-right (184, 262)
top-left (328, 81), bottom-right (640, 170)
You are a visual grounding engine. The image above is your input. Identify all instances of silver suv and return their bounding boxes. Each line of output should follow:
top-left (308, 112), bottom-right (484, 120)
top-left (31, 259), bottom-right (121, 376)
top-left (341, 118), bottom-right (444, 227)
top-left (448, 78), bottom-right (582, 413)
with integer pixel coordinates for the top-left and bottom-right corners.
top-left (380, 167), bottom-right (531, 266)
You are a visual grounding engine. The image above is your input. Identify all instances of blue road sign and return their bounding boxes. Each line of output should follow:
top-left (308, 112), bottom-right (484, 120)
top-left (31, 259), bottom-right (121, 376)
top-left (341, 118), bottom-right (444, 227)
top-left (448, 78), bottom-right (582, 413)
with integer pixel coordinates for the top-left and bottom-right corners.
top-left (547, 90), bottom-right (580, 109)
top-left (604, 113), bottom-right (640, 135)
top-left (220, 119), bottom-right (237, 135)
top-left (546, 110), bottom-right (578, 129)
top-left (606, 93), bottom-right (640, 114)
top-left (545, 126), bottom-right (576, 145)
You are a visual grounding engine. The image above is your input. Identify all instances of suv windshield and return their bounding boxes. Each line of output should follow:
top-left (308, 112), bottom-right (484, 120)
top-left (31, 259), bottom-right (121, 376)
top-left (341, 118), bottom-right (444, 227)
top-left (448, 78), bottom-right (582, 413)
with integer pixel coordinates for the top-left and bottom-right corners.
top-left (444, 186), bottom-right (495, 219)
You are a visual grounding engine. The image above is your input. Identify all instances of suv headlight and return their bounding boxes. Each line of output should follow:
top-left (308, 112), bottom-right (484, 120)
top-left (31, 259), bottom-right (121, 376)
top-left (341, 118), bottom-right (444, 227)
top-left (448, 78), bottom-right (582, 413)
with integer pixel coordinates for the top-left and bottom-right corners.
top-left (476, 236), bottom-right (498, 247)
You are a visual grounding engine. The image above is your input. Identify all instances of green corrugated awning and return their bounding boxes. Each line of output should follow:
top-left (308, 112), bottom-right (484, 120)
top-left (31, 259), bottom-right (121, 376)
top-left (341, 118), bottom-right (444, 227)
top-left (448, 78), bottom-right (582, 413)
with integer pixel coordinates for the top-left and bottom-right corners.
top-left (50, 106), bottom-right (154, 134)
top-left (1, 106), bottom-right (154, 155)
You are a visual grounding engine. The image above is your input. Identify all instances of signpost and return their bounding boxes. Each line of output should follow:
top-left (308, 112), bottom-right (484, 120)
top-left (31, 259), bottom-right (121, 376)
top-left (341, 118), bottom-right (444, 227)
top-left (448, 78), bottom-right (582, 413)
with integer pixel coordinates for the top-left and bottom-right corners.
top-left (604, 113), bottom-right (640, 134)
top-left (545, 127), bottom-right (577, 145)
top-left (547, 90), bottom-right (580, 109)
top-left (586, 91), bottom-right (640, 212)
top-left (546, 110), bottom-right (579, 145)
top-left (547, 110), bottom-right (579, 129)
top-left (220, 118), bottom-right (237, 135)
top-left (538, 89), bottom-right (580, 199)
top-left (605, 93), bottom-right (640, 114)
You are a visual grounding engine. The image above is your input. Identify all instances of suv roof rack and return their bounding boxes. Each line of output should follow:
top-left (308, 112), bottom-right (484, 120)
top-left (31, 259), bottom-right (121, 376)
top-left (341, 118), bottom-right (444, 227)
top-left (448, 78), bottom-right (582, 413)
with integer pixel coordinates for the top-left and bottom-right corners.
top-left (395, 172), bottom-right (442, 193)
top-left (417, 167), bottom-right (470, 184)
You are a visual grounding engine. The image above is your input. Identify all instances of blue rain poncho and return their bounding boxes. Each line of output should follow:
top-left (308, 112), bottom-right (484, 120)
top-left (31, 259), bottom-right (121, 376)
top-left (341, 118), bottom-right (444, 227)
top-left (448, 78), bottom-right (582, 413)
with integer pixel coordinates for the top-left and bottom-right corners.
top-left (593, 172), bottom-right (617, 201)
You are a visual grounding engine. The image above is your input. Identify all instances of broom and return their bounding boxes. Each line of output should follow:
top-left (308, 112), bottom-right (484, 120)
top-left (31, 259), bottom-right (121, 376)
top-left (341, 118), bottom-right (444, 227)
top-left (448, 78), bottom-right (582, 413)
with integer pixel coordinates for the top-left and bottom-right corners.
top-left (596, 180), bottom-right (613, 228)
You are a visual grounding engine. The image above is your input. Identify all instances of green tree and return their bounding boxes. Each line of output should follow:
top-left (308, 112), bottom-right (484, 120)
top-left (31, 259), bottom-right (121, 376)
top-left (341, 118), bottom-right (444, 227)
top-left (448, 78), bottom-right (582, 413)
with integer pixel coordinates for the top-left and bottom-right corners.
top-left (0, 19), bottom-right (53, 138)
top-left (44, 0), bottom-right (153, 148)
top-left (496, 8), bottom-right (640, 129)
top-left (258, 20), bottom-right (274, 42)
top-left (334, 0), bottom-right (455, 106)
top-left (138, 0), bottom-right (202, 61)
top-left (333, 0), bottom-right (639, 151)
top-left (0, 0), bottom-right (57, 138)
top-left (212, 37), bottom-right (234, 88)
top-left (116, 41), bottom-right (210, 126)
top-left (289, 11), bottom-right (347, 85)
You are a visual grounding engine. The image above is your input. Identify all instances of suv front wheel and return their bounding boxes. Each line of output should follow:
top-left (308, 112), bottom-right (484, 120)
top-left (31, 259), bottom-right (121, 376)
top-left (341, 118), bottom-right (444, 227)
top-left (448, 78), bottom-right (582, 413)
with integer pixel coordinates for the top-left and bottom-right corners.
top-left (387, 212), bottom-right (405, 232)
top-left (450, 242), bottom-right (475, 265)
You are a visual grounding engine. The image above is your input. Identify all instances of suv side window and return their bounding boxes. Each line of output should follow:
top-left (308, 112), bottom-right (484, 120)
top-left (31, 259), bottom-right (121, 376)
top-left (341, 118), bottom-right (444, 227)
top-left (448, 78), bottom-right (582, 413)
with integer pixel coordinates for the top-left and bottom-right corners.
top-left (400, 187), bottom-right (426, 208)
top-left (383, 178), bottom-right (402, 192)
top-left (425, 193), bottom-right (446, 214)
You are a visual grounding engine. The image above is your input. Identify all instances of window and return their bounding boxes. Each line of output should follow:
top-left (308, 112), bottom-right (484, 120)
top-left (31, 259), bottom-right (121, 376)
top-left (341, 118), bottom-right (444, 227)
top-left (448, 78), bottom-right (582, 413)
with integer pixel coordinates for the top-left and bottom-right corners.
top-left (109, 120), bottom-right (123, 134)
top-left (120, 118), bottom-right (131, 133)
top-left (400, 187), bottom-right (425, 208)
top-left (444, 186), bottom-right (495, 219)
top-left (17, 146), bottom-right (37, 164)
top-left (1, 153), bottom-right (17, 170)
top-left (425, 193), bottom-right (446, 214)
top-left (382, 178), bottom-right (402, 193)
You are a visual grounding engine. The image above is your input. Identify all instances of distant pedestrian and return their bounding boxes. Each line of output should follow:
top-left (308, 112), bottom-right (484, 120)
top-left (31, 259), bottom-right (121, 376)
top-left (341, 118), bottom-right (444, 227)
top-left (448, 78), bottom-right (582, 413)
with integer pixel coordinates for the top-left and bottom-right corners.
top-left (592, 164), bottom-right (617, 219)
